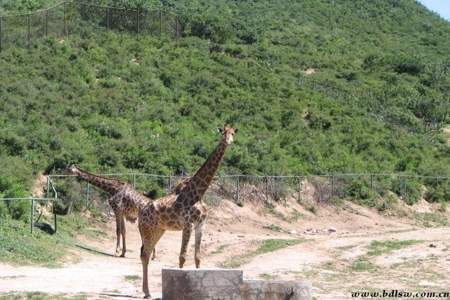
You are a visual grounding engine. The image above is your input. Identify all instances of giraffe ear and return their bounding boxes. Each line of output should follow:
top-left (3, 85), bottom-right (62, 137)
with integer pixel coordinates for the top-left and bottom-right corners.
top-left (234, 128), bottom-right (238, 133)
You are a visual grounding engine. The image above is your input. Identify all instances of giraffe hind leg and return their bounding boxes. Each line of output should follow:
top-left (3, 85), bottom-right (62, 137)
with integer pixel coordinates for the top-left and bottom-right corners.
top-left (114, 213), bottom-right (122, 257)
top-left (179, 225), bottom-right (192, 268)
top-left (194, 222), bottom-right (204, 269)
top-left (120, 216), bottom-right (126, 257)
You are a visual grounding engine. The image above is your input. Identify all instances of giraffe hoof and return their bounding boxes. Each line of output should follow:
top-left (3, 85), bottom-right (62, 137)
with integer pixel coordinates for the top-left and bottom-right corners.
top-left (143, 295), bottom-right (152, 299)
top-left (120, 253), bottom-right (125, 258)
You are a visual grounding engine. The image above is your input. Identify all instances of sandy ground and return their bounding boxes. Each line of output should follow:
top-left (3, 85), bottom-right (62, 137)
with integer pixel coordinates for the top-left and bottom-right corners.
top-left (1, 198), bottom-right (449, 300)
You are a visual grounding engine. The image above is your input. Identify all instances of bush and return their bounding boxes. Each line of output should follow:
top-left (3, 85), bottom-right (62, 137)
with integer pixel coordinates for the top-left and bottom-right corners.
top-left (8, 200), bottom-right (31, 222)
top-left (392, 177), bottom-right (422, 205)
top-left (345, 179), bottom-right (376, 205)
top-left (0, 202), bottom-right (8, 218)
top-left (425, 183), bottom-right (450, 203)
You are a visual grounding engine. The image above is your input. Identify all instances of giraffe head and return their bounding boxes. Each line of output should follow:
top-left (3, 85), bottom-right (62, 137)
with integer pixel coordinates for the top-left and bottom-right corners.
top-left (219, 125), bottom-right (238, 145)
top-left (66, 164), bottom-right (80, 175)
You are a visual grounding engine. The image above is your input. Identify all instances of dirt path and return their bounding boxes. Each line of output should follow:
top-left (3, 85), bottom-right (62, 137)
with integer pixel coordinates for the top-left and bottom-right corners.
top-left (1, 200), bottom-right (449, 299)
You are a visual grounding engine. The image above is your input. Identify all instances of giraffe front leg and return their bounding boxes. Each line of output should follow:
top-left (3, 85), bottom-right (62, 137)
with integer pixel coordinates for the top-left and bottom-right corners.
top-left (114, 213), bottom-right (122, 256)
top-left (194, 222), bottom-right (204, 269)
top-left (179, 225), bottom-right (192, 268)
top-left (120, 216), bottom-right (126, 257)
top-left (140, 244), bottom-right (152, 299)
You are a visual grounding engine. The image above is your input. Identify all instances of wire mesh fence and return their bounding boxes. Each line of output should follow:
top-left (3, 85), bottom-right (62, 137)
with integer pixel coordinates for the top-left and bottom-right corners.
top-left (0, 1), bottom-right (181, 52)
top-left (0, 197), bottom-right (58, 233)
top-left (0, 172), bottom-right (448, 234)
top-left (44, 173), bottom-right (449, 213)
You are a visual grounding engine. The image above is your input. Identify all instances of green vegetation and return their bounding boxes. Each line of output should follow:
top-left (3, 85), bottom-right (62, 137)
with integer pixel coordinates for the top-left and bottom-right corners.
top-left (265, 224), bottom-right (287, 233)
top-left (0, 293), bottom-right (87, 300)
top-left (367, 239), bottom-right (421, 256)
top-left (413, 212), bottom-right (449, 227)
top-left (351, 239), bottom-right (421, 272)
top-left (0, 1), bottom-right (449, 206)
top-left (258, 273), bottom-right (279, 280)
top-left (211, 244), bottom-right (228, 255)
top-left (124, 275), bottom-right (140, 282)
top-left (0, 214), bottom-right (107, 266)
top-left (351, 257), bottom-right (376, 272)
top-left (221, 238), bottom-right (303, 268)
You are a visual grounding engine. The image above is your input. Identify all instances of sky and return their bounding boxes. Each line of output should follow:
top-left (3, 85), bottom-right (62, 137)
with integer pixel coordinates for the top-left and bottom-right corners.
top-left (418, 0), bottom-right (450, 21)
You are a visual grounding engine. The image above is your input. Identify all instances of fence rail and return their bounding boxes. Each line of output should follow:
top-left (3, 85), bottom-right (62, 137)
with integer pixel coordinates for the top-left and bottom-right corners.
top-left (0, 1), bottom-right (181, 52)
top-left (46, 173), bottom-right (450, 209)
top-left (1, 173), bottom-right (448, 234)
top-left (0, 196), bottom-right (58, 234)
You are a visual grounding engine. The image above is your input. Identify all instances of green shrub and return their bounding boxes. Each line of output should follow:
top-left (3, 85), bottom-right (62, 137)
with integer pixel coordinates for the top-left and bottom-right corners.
top-left (7, 200), bottom-right (31, 222)
top-left (345, 178), bottom-right (376, 205)
top-left (0, 202), bottom-right (8, 218)
top-left (392, 177), bottom-right (422, 205)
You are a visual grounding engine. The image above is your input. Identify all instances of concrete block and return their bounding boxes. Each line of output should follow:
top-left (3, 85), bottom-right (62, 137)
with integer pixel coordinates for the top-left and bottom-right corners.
top-left (162, 268), bottom-right (243, 300)
top-left (240, 280), bottom-right (311, 300)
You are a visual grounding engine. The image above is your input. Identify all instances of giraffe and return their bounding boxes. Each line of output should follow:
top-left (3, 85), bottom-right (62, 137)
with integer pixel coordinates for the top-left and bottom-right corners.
top-left (138, 125), bottom-right (238, 299)
top-left (68, 165), bottom-right (156, 259)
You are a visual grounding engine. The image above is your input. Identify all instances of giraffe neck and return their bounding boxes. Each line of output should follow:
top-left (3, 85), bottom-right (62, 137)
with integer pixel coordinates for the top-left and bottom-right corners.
top-left (71, 167), bottom-right (124, 195)
top-left (182, 139), bottom-right (228, 205)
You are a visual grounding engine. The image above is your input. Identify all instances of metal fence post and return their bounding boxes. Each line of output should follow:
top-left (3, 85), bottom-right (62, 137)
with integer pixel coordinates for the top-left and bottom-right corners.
top-left (107, 7), bottom-right (111, 29)
top-left (175, 15), bottom-right (180, 38)
top-left (168, 175), bottom-right (172, 192)
top-left (235, 176), bottom-right (240, 203)
top-left (331, 175), bottom-right (335, 199)
top-left (136, 9), bottom-right (140, 34)
top-left (30, 198), bottom-right (34, 234)
top-left (370, 174), bottom-right (374, 192)
top-left (53, 200), bottom-right (57, 233)
top-left (297, 176), bottom-right (302, 202)
top-left (159, 10), bottom-right (162, 36)
top-left (400, 176), bottom-right (406, 199)
top-left (265, 176), bottom-right (269, 201)
top-left (45, 10), bottom-right (48, 36)
top-left (0, 16), bottom-right (3, 52)
top-left (63, 2), bottom-right (67, 36)
top-left (86, 183), bottom-right (90, 207)
top-left (27, 14), bottom-right (31, 48)
top-left (46, 176), bottom-right (50, 199)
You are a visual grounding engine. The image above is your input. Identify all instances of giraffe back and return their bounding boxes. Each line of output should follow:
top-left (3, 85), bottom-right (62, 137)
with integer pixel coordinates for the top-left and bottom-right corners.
top-left (109, 184), bottom-right (151, 222)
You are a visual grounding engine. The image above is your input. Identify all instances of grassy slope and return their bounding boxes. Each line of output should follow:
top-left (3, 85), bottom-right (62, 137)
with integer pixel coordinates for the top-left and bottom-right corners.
top-left (0, 214), bottom-right (107, 266)
top-left (0, 0), bottom-right (448, 198)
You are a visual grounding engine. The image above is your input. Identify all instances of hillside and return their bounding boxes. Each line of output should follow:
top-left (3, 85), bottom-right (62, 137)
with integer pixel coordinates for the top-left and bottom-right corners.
top-left (0, 0), bottom-right (449, 201)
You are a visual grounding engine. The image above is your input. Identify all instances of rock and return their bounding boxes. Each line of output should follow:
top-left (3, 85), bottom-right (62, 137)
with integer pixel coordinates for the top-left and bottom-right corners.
top-left (240, 280), bottom-right (311, 300)
top-left (429, 243), bottom-right (437, 248)
top-left (162, 268), bottom-right (243, 300)
top-left (290, 230), bottom-right (297, 235)
top-left (328, 227), bottom-right (337, 233)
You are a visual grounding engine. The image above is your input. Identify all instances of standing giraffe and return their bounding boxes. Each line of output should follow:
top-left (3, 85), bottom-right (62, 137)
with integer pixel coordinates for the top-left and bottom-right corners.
top-left (138, 125), bottom-right (238, 299)
top-left (68, 165), bottom-right (155, 258)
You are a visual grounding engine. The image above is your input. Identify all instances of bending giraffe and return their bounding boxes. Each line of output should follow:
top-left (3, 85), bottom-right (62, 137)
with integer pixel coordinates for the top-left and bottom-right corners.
top-left (68, 165), bottom-right (156, 259)
top-left (138, 125), bottom-right (237, 299)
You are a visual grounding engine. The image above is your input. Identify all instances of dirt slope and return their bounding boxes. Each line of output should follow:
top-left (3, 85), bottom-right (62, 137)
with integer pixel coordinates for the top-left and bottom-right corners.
top-left (0, 199), bottom-right (449, 300)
